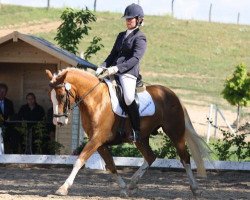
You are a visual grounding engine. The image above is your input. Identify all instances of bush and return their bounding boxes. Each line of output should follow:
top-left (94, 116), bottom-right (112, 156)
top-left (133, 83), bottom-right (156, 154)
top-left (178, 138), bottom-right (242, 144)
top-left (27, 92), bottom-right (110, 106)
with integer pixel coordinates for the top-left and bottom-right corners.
top-left (221, 63), bottom-right (250, 128)
top-left (153, 131), bottom-right (178, 159)
top-left (15, 121), bottom-right (63, 154)
top-left (210, 122), bottom-right (250, 161)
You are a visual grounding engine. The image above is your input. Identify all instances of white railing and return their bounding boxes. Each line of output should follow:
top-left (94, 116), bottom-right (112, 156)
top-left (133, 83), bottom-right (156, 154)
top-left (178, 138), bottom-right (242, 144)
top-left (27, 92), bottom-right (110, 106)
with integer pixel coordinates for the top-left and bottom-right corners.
top-left (0, 154), bottom-right (249, 171)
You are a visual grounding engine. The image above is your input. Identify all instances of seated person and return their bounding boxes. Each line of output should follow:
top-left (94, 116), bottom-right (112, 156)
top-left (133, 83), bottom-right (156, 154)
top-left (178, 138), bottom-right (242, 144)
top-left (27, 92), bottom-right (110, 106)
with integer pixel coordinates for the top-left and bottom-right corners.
top-left (0, 83), bottom-right (14, 121)
top-left (0, 83), bottom-right (20, 154)
top-left (18, 93), bottom-right (45, 154)
top-left (18, 92), bottom-right (45, 122)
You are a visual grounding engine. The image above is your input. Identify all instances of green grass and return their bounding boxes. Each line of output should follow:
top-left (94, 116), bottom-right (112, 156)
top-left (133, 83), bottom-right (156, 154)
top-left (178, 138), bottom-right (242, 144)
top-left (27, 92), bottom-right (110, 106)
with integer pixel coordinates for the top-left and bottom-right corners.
top-left (1, 5), bottom-right (250, 110)
top-left (0, 5), bottom-right (62, 27)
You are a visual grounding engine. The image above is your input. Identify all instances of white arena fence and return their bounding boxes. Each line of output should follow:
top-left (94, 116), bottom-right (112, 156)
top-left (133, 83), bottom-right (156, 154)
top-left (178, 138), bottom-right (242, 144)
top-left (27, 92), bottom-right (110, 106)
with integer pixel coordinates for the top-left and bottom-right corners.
top-left (0, 153), bottom-right (249, 171)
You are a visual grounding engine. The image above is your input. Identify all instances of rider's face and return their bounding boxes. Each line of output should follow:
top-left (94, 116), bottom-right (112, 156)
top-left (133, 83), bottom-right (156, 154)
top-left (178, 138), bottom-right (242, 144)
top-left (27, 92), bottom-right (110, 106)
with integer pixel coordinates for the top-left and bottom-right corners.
top-left (125, 18), bottom-right (137, 30)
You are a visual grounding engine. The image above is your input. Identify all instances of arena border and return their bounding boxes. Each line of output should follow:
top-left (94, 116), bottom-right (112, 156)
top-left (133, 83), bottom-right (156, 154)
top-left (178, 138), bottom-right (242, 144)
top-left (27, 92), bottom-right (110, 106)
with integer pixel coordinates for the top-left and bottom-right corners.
top-left (0, 154), bottom-right (249, 171)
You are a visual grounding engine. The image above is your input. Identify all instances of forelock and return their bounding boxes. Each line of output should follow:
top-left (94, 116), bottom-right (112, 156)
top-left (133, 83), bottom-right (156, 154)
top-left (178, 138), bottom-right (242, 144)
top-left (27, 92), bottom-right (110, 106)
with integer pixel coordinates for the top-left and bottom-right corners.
top-left (50, 69), bottom-right (67, 83)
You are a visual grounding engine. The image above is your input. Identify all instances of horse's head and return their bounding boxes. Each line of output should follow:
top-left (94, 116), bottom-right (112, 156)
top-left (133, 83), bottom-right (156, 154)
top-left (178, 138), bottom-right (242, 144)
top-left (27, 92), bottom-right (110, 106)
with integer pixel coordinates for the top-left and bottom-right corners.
top-left (46, 69), bottom-right (76, 126)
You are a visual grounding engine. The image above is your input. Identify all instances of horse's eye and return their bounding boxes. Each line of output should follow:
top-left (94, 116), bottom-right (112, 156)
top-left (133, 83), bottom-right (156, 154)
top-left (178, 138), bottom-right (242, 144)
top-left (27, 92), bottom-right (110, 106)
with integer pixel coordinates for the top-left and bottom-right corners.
top-left (58, 94), bottom-right (65, 100)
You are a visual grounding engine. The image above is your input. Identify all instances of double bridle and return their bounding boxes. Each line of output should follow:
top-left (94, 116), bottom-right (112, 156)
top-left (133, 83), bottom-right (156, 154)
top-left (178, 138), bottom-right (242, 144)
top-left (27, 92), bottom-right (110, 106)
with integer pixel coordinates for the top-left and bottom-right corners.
top-left (50, 81), bottom-right (101, 118)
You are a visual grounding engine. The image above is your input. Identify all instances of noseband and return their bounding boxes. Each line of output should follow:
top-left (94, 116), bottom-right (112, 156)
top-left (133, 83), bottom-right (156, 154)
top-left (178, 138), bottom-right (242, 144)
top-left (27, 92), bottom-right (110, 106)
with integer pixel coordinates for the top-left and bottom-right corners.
top-left (50, 81), bottom-right (101, 118)
top-left (51, 83), bottom-right (75, 118)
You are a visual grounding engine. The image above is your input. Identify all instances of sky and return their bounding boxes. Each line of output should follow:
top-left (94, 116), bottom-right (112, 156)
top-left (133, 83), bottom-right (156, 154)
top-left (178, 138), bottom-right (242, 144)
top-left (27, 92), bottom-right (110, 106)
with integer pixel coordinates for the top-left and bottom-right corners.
top-left (1, 0), bottom-right (250, 25)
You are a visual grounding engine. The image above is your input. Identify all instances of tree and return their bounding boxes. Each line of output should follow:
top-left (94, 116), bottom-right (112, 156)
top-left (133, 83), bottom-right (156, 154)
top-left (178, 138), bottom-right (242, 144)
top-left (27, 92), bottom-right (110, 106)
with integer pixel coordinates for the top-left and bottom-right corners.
top-left (221, 63), bottom-right (250, 129)
top-left (55, 7), bottom-right (103, 60)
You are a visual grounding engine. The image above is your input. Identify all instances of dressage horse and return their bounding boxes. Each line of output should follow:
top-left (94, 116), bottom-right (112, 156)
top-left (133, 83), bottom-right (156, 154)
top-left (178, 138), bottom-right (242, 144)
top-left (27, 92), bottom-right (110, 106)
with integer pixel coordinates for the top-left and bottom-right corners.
top-left (46, 68), bottom-right (210, 197)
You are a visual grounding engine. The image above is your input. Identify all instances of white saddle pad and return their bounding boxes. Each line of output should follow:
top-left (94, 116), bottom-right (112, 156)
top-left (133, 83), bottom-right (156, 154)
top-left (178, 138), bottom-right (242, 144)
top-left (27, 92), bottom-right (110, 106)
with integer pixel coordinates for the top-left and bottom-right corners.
top-left (104, 79), bottom-right (155, 117)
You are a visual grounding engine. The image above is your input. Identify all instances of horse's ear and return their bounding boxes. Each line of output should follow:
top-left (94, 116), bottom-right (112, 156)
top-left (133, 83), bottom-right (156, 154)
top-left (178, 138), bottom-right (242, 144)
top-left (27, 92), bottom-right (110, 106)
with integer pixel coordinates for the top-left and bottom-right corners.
top-left (45, 69), bottom-right (53, 80)
top-left (56, 70), bottom-right (68, 82)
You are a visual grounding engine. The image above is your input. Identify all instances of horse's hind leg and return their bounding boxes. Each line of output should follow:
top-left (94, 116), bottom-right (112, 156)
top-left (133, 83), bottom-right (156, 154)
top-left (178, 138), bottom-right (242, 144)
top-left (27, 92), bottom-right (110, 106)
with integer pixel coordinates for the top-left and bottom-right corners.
top-left (97, 145), bottom-right (128, 197)
top-left (163, 127), bottom-right (198, 196)
top-left (128, 138), bottom-right (156, 193)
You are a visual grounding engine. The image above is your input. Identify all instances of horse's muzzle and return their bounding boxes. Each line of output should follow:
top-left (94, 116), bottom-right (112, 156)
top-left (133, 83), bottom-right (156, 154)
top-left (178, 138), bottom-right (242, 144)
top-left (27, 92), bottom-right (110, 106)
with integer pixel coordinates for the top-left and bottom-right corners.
top-left (53, 115), bottom-right (69, 126)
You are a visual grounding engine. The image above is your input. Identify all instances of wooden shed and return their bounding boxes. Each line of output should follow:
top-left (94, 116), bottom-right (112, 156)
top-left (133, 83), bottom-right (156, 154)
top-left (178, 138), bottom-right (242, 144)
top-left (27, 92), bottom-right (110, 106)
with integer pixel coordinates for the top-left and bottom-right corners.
top-left (0, 31), bottom-right (96, 154)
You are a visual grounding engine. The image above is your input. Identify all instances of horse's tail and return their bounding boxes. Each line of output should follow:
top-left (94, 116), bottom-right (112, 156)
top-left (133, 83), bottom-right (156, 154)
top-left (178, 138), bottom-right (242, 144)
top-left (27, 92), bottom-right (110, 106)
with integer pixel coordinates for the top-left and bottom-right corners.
top-left (182, 105), bottom-right (211, 177)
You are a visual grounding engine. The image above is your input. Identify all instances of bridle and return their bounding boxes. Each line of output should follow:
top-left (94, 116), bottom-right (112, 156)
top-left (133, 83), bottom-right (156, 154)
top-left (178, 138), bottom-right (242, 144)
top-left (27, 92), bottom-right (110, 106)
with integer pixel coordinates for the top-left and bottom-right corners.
top-left (50, 81), bottom-right (101, 118)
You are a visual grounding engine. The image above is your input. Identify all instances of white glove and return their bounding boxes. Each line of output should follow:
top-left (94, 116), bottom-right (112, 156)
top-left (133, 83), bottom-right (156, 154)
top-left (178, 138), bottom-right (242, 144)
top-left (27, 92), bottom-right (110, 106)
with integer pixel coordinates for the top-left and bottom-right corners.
top-left (95, 67), bottom-right (104, 77)
top-left (107, 66), bottom-right (118, 75)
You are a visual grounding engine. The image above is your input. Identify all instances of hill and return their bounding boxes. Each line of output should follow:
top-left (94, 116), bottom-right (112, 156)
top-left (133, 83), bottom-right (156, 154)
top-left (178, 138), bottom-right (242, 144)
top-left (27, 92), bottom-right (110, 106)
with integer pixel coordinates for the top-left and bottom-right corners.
top-left (0, 5), bottom-right (249, 112)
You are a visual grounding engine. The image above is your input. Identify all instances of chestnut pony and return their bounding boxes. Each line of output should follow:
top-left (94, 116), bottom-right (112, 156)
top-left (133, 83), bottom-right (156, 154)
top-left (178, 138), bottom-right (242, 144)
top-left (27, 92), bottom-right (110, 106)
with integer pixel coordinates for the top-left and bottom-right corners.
top-left (46, 68), bottom-right (210, 197)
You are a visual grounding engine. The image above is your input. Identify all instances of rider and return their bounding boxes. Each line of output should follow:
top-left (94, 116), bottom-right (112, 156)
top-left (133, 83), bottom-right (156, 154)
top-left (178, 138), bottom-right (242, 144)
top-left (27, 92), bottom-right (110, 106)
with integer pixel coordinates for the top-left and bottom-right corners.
top-left (96, 3), bottom-right (147, 142)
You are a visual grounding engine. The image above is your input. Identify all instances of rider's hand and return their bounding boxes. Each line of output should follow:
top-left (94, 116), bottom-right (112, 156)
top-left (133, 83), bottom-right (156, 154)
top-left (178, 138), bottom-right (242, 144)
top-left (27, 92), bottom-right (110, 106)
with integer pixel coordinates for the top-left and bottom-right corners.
top-left (95, 67), bottom-right (104, 77)
top-left (107, 66), bottom-right (118, 75)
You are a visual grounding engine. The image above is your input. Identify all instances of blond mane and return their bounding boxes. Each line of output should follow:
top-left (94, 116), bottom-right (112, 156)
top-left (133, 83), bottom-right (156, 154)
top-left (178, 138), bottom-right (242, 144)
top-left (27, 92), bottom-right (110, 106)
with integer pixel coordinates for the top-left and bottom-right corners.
top-left (52, 67), bottom-right (97, 83)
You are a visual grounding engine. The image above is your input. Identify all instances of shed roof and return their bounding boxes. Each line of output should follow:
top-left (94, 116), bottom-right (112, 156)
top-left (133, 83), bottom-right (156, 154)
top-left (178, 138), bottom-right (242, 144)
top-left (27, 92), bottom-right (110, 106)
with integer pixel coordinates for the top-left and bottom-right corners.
top-left (0, 31), bottom-right (97, 70)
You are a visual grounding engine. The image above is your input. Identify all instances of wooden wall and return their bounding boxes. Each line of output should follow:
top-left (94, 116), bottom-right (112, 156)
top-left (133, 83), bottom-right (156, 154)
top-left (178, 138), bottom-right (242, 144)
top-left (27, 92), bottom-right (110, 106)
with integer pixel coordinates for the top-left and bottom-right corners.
top-left (0, 38), bottom-right (76, 154)
top-left (0, 40), bottom-right (59, 64)
top-left (0, 63), bottom-right (56, 112)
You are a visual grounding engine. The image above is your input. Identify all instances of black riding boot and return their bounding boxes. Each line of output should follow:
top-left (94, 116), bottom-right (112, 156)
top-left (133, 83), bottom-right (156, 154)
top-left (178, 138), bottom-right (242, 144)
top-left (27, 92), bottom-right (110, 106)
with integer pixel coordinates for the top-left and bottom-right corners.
top-left (127, 100), bottom-right (140, 142)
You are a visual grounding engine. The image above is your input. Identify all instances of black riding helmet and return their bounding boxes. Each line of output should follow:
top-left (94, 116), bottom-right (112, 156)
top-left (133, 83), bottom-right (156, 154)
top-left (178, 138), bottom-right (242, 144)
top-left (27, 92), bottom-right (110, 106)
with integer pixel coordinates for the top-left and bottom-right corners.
top-left (122, 3), bottom-right (144, 19)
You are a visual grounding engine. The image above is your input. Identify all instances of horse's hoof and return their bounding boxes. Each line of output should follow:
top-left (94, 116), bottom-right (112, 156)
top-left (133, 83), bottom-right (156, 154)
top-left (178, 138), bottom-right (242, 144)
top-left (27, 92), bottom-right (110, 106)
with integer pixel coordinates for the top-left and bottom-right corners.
top-left (55, 186), bottom-right (68, 196)
top-left (191, 187), bottom-right (202, 198)
top-left (127, 182), bottom-right (137, 190)
top-left (120, 189), bottom-right (128, 197)
top-left (128, 187), bottom-right (138, 196)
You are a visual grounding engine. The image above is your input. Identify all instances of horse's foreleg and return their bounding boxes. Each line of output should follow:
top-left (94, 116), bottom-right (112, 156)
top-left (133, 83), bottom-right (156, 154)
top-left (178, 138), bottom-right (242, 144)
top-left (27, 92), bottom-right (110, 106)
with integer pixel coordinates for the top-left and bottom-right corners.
top-left (128, 139), bottom-right (156, 192)
top-left (55, 139), bottom-right (100, 196)
top-left (97, 145), bottom-right (128, 197)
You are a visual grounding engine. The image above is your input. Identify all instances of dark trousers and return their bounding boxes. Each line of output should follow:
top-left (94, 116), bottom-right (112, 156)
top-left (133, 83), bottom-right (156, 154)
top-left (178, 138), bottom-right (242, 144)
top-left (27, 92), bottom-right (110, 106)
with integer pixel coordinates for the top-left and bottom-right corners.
top-left (3, 124), bottom-right (22, 154)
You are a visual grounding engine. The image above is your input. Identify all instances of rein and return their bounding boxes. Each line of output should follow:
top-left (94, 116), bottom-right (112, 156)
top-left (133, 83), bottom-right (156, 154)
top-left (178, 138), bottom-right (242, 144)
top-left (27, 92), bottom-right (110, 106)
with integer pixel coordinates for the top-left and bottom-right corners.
top-left (51, 81), bottom-right (102, 118)
top-left (70, 81), bottom-right (101, 110)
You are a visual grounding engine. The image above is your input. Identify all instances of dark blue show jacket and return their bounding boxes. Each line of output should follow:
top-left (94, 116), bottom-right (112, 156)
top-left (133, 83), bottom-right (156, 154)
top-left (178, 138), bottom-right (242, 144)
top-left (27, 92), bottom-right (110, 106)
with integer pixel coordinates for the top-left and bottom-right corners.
top-left (101, 28), bottom-right (147, 78)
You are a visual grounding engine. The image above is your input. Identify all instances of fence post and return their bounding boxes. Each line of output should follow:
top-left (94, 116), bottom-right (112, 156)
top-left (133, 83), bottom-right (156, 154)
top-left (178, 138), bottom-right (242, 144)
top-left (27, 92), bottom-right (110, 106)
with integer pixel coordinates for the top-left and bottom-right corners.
top-left (237, 12), bottom-right (240, 25)
top-left (206, 104), bottom-right (214, 143)
top-left (47, 0), bottom-right (50, 10)
top-left (209, 3), bottom-right (212, 22)
top-left (171, 0), bottom-right (175, 17)
top-left (94, 0), bottom-right (97, 12)
top-left (214, 104), bottom-right (218, 138)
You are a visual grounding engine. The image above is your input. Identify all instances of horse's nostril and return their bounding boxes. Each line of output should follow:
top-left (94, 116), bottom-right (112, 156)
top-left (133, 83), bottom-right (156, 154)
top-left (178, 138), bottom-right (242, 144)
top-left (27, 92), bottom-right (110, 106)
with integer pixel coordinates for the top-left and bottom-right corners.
top-left (57, 122), bottom-right (63, 126)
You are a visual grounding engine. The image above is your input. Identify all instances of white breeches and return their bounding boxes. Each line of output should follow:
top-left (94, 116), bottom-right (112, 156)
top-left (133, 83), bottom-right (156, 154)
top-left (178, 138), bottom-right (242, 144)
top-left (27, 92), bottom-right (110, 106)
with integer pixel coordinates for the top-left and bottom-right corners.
top-left (119, 74), bottom-right (137, 106)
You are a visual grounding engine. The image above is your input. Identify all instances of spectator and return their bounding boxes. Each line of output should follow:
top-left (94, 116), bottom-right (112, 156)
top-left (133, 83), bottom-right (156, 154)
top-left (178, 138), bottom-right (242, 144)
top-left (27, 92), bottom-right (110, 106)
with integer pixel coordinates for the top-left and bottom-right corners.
top-left (18, 92), bottom-right (45, 154)
top-left (18, 92), bottom-right (45, 122)
top-left (0, 83), bottom-right (14, 121)
top-left (0, 83), bottom-right (20, 154)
